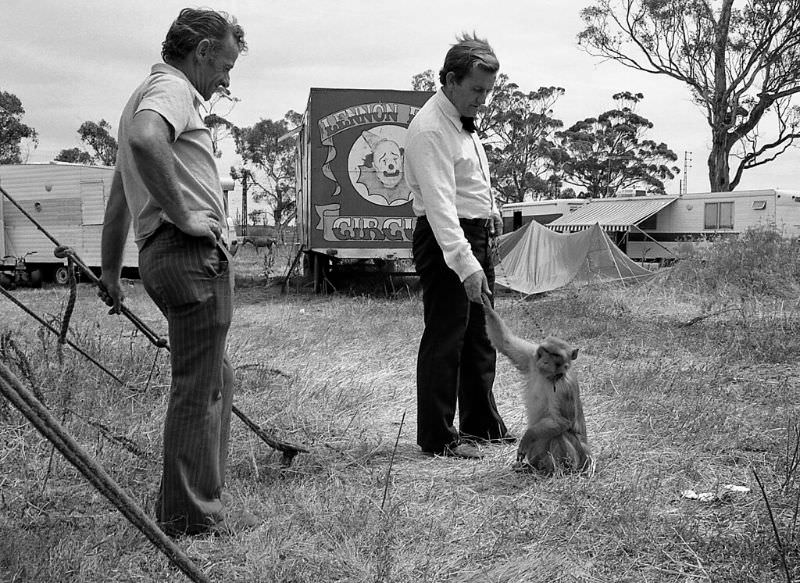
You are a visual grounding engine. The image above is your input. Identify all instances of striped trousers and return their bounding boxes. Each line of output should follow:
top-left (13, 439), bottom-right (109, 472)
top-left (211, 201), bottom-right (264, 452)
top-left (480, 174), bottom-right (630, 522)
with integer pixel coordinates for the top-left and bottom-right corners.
top-left (139, 223), bottom-right (234, 535)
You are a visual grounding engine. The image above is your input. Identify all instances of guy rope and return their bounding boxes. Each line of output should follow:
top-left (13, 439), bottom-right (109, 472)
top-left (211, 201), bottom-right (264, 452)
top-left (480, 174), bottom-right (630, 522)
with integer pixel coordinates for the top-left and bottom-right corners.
top-left (0, 362), bottom-right (210, 583)
top-left (0, 183), bottom-right (308, 581)
top-left (0, 182), bottom-right (307, 460)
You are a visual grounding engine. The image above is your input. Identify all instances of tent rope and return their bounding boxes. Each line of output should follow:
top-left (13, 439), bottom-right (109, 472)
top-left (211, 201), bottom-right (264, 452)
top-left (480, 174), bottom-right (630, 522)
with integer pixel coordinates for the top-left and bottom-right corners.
top-left (57, 255), bottom-right (78, 364)
top-left (0, 182), bottom-right (306, 459)
top-left (0, 362), bottom-right (211, 583)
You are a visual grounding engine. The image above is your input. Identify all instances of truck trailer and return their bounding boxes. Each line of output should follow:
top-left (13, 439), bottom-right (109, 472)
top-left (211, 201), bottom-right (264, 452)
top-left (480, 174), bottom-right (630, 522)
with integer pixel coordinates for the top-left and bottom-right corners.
top-left (293, 88), bottom-right (434, 287)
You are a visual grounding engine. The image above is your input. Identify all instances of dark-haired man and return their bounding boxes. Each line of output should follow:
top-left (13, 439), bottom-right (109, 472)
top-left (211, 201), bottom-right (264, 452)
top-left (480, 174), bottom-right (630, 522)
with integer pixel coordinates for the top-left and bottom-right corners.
top-left (99, 8), bottom-right (254, 536)
top-left (405, 33), bottom-right (511, 459)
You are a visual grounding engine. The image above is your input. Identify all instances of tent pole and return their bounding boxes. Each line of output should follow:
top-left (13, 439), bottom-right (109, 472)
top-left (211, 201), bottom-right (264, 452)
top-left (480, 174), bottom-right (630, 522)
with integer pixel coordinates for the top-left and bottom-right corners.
top-left (630, 224), bottom-right (678, 260)
top-left (599, 226), bottom-right (626, 282)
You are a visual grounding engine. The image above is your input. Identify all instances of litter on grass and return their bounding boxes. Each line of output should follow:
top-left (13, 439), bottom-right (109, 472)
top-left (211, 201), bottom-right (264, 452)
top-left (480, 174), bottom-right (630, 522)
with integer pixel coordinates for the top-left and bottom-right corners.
top-left (681, 484), bottom-right (750, 502)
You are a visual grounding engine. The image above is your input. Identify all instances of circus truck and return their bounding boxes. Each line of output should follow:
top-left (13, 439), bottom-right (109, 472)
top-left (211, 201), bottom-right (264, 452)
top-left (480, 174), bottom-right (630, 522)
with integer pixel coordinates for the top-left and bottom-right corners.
top-left (292, 88), bottom-right (434, 289)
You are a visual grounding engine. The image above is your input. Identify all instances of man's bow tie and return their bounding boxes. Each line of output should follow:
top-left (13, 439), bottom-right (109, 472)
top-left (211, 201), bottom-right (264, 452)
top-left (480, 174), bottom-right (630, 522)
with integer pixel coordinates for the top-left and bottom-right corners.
top-left (460, 116), bottom-right (476, 133)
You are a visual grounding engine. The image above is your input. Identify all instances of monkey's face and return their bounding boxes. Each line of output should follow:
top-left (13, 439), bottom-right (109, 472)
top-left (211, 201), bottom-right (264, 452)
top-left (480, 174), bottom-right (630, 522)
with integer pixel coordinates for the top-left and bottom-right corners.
top-left (535, 339), bottom-right (578, 382)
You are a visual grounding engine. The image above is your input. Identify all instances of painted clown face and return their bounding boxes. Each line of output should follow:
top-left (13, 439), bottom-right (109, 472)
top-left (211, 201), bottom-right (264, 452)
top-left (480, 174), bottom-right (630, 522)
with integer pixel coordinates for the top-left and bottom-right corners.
top-left (361, 129), bottom-right (404, 188)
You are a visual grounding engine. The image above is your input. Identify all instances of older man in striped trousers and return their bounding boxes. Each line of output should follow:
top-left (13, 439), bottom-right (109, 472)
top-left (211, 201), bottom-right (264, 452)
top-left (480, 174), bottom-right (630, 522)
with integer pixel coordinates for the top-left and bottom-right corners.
top-left (98, 8), bottom-right (256, 537)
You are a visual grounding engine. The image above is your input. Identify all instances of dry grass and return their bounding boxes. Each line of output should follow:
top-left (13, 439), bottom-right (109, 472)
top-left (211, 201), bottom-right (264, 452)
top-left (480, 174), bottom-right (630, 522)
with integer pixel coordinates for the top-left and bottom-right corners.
top-left (2, 228), bottom-right (800, 582)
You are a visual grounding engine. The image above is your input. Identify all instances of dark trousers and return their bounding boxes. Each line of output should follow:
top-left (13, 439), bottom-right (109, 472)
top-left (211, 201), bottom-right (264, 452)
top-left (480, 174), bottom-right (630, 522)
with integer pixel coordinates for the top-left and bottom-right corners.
top-left (413, 216), bottom-right (508, 453)
top-left (139, 223), bottom-right (234, 535)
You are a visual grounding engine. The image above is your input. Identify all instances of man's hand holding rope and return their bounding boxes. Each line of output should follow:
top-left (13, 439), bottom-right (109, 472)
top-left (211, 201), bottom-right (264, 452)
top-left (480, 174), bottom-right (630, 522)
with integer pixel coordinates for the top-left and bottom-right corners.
top-left (98, 274), bottom-right (125, 315)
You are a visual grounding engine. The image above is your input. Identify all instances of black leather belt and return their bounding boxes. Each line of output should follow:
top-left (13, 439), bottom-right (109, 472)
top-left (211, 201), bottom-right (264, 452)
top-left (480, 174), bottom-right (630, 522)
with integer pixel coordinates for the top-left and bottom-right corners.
top-left (459, 217), bottom-right (492, 228)
top-left (416, 215), bottom-right (492, 229)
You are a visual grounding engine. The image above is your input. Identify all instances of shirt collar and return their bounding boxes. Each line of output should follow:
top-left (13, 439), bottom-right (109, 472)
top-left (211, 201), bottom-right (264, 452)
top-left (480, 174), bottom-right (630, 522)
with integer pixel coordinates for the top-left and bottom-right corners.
top-left (434, 88), bottom-right (466, 133)
top-left (150, 63), bottom-right (207, 109)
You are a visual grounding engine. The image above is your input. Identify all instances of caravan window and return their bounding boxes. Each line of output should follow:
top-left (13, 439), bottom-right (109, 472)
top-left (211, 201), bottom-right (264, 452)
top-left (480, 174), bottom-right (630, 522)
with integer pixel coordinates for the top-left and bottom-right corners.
top-left (704, 201), bottom-right (734, 229)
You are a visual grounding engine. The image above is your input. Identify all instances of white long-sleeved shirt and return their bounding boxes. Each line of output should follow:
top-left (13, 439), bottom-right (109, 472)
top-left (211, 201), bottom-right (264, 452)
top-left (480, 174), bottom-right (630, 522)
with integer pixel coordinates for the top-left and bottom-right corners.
top-left (404, 89), bottom-right (494, 281)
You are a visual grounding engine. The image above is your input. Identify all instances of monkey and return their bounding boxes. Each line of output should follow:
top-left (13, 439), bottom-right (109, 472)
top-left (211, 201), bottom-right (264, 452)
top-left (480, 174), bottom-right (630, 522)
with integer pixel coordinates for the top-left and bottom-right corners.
top-left (481, 295), bottom-right (591, 475)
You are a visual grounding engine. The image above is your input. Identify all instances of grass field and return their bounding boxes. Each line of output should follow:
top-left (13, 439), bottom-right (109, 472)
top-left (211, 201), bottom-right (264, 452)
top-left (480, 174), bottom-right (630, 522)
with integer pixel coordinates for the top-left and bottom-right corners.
top-left (2, 232), bottom-right (800, 582)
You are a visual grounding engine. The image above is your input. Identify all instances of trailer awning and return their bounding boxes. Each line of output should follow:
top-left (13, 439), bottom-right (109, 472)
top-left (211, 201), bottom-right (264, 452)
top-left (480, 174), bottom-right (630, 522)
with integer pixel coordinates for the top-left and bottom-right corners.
top-left (548, 196), bottom-right (679, 232)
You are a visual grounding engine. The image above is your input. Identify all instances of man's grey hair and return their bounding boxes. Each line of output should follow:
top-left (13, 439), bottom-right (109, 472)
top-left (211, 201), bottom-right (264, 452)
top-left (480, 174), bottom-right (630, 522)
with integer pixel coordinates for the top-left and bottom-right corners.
top-left (161, 8), bottom-right (247, 63)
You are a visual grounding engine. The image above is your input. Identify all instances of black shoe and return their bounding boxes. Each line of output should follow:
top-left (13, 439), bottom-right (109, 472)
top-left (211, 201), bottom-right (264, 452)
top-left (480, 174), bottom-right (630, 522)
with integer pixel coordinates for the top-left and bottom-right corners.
top-left (423, 442), bottom-right (484, 459)
top-left (159, 508), bottom-right (262, 538)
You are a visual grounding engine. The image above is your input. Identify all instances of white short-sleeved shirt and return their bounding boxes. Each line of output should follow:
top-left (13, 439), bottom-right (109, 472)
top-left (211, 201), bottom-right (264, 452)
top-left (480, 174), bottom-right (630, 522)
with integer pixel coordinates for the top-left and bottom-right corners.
top-left (404, 89), bottom-right (494, 281)
top-left (116, 63), bottom-right (226, 248)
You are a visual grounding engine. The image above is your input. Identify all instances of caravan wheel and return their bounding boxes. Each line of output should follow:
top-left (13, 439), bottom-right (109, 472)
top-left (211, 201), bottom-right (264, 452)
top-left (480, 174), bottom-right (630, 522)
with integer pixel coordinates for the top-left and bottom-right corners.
top-left (54, 266), bottom-right (70, 285)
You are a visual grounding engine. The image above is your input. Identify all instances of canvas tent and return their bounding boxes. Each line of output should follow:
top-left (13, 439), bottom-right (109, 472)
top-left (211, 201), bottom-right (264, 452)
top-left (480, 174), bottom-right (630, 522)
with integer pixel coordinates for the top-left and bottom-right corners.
top-left (494, 220), bottom-right (655, 295)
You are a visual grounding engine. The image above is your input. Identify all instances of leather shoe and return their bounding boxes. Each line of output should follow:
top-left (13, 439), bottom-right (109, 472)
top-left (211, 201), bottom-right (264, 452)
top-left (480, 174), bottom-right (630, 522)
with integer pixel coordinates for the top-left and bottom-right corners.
top-left (423, 442), bottom-right (484, 459)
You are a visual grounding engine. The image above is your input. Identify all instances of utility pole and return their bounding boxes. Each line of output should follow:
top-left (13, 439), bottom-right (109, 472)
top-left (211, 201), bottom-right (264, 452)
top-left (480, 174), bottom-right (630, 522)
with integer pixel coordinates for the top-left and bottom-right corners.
top-left (241, 170), bottom-right (249, 237)
top-left (683, 151), bottom-right (693, 194)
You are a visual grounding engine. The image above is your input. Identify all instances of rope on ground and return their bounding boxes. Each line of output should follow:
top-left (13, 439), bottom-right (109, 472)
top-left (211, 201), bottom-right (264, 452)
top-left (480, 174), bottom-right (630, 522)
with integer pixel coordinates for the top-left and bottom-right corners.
top-left (0, 362), bottom-right (210, 583)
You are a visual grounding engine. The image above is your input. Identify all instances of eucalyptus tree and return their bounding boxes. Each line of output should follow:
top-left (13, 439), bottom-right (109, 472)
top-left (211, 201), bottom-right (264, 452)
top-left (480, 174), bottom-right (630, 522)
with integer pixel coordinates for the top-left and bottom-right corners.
top-left (55, 119), bottom-right (117, 166)
top-left (54, 147), bottom-right (93, 164)
top-left (0, 90), bottom-right (38, 164)
top-left (232, 110), bottom-right (302, 230)
top-left (557, 92), bottom-right (679, 197)
top-left (411, 69), bottom-right (437, 92)
top-left (579, 0), bottom-right (800, 191)
top-left (204, 90), bottom-right (241, 158)
top-left (479, 76), bottom-right (566, 202)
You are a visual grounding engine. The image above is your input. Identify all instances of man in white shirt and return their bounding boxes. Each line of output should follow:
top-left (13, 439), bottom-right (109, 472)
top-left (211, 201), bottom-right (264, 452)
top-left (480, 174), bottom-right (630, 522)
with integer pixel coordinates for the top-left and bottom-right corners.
top-left (405, 33), bottom-right (510, 458)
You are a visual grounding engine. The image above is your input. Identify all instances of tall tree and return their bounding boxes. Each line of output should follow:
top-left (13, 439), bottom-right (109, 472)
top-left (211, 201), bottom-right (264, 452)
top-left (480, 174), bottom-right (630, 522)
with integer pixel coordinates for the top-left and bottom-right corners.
top-left (411, 69), bottom-right (437, 91)
top-left (557, 91), bottom-right (679, 197)
top-left (54, 147), bottom-right (93, 164)
top-left (78, 120), bottom-right (117, 166)
top-left (56, 119), bottom-right (117, 165)
top-left (232, 110), bottom-right (302, 231)
top-left (479, 75), bottom-right (566, 202)
top-left (579, 0), bottom-right (800, 192)
top-left (204, 90), bottom-right (241, 158)
top-left (0, 91), bottom-right (38, 164)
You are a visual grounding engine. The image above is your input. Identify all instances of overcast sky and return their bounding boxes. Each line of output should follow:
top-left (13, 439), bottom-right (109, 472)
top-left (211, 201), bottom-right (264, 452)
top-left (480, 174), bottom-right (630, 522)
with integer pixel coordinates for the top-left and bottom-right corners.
top-left (3, 0), bottom-right (798, 197)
